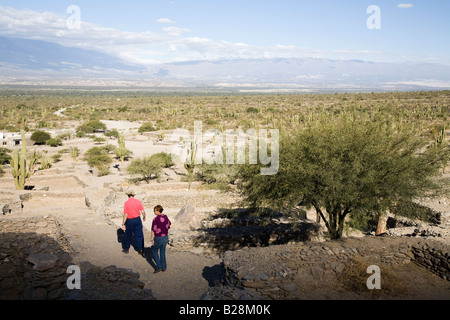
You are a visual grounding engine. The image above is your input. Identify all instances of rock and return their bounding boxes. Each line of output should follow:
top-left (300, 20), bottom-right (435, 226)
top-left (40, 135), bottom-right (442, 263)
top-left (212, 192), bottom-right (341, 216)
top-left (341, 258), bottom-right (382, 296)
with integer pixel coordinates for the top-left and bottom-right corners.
top-left (26, 254), bottom-right (58, 272)
top-left (174, 205), bottom-right (204, 230)
top-left (279, 283), bottom-right (298, 292)
top-left (330, 261), bottom-right (345, 273)
top-left (310, 265), bottom-right (324, 280)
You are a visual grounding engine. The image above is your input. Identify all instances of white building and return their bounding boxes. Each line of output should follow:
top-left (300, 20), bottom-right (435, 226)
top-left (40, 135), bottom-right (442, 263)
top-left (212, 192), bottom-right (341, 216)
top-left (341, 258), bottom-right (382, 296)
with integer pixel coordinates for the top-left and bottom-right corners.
top-left (0, 132), bottom-right (22, 147)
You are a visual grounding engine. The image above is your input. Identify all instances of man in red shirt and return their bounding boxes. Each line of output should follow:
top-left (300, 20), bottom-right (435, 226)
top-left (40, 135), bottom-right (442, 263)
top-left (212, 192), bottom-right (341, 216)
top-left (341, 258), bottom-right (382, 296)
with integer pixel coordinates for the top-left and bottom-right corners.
top-left (121, 191), bottom-right (146, 256)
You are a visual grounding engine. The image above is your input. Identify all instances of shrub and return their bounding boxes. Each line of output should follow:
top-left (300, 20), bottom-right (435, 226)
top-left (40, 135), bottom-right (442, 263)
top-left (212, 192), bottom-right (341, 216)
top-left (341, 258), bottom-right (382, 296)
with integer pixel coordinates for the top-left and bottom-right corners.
top-left (126, 153), bottom-right (170, 183)
top-left (77, 120), bottom-right (107, 134)
top-left (0, 147), bottom-right (12, 165)
top-left (138, 123), bottom-right (157, 133)
top-left (83, 146), bottom-right (112, 176)
top-left (151, 152), bottom-right (173, 168)
top-left (93, 136), bottom-right (106, 144)
top-left (105, 129), bottom-right (119, 139)
top-left (46, 138), bottom-right (63, 147)
top-left (31, 131), bottom-right (51, 145)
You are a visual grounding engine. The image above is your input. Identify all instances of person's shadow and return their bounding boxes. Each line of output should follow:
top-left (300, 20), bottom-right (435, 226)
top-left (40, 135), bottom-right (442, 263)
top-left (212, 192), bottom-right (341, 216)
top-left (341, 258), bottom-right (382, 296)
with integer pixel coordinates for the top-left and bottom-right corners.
top-left (117, 228), bottom-right (157, 270)
top-left (116, 228), bottom-right (142, 253)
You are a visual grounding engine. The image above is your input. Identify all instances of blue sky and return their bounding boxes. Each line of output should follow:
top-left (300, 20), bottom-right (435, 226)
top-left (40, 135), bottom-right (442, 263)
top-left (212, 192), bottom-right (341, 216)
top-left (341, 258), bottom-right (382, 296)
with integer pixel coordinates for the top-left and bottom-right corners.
top-left (0, 0), bottom-right (449, 65)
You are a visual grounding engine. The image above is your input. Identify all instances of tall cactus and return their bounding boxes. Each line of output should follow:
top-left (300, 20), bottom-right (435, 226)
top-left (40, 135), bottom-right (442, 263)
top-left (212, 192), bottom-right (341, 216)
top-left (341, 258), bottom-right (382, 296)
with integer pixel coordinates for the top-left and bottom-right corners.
top-left (435, 127), bottom-right (447, 173)
top-left (184, 140), bottom-right (198, 190)
top-left (10, 131), bottom-right (31, 190)
top-left (115, 133), bottom-right (132, 166)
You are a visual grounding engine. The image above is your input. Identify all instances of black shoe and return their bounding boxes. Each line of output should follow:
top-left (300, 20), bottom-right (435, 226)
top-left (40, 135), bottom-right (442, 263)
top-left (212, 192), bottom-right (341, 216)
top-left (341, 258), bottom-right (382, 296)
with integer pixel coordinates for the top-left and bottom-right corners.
top-left (154, 268), bottom-right (162, 274)
top-left (122, 250), bottom-right (129, 254)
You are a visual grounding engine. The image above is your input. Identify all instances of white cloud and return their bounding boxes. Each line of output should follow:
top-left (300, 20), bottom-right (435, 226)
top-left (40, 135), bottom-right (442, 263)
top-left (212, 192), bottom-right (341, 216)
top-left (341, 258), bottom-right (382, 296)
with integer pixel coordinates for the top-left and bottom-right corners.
top-left (398, 4), bottom-right (414, 8)
top-left (157, 18), bottom-right (176, 24)
top-left (162, 26), bottom-right (191, 36)
top-left (0, 5), bottom-right (400, 65)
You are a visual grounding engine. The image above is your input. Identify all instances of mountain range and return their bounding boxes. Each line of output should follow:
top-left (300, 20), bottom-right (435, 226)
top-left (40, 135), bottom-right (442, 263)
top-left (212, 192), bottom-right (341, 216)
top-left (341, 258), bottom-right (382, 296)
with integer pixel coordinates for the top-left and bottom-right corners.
top-left (1, 36), bottom-right (449, 92)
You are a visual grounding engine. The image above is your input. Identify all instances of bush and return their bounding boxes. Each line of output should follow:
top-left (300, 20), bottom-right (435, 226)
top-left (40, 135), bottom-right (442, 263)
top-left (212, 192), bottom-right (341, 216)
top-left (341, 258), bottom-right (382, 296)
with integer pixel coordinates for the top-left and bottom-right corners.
top-left (77, 120), bottom-right (107, 134)
top-left (138, 123), bottom-right (157, 133)
top-left (151, 152), bottom-right (174, 168)
top-left (0, 147), bottom-right (12, 165)
top-left (93, 137), bottom-right (106, 144)
top-left (105, 129), bottom-right (119, 139)
top-left (31, 131), bottom-right (51, 145)
top-left (46, 138), bottom-right (63, 147)
top-left (126, 153), bottom-right (170, 183)
top-left (83, 146), bottom-right (112, 176)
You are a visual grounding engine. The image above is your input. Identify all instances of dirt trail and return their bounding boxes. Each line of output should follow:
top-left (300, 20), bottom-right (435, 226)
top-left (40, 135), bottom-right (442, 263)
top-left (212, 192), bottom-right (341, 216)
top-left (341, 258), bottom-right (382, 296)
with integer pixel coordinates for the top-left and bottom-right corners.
top-left (55, 209), bottom-right (223, 300)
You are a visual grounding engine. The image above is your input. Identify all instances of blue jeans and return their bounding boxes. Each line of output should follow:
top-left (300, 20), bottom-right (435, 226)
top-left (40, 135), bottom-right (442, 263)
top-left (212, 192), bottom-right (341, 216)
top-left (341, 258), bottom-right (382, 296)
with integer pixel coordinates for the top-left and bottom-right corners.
top-left (123, 218), bottom-right (144, 252)
top-left (152, 235), bottom-right (168, 270)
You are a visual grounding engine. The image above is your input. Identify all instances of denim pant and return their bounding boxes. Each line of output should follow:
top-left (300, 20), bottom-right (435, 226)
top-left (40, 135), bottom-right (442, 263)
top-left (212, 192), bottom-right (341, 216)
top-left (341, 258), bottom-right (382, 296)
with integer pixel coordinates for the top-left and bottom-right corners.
top-left (152, 235), bottom-right (168, 270)
top-left (123, 218), bottom-right (144, 252)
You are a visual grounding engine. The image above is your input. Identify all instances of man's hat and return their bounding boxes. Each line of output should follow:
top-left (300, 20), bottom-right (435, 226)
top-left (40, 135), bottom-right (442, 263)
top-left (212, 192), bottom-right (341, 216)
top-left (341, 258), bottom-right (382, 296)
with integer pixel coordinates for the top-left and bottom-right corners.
top-left (126, 190), bottom-right (136, 196)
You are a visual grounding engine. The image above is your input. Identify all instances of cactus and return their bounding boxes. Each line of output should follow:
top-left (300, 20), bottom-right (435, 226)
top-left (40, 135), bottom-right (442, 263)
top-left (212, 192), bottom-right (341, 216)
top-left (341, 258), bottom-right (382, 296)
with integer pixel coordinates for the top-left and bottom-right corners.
top-left (184, 140), bottom-right (198, 190)
top-left (114, 133), bottom-right (132, 165)
top-left (10, 131), bottom-right (31, 190)
top-left (71, 147), bottom-right (80, 162)
top-left (29, 149), bottom-right (39, 176)
top-left (435, 127), bottom-right (446, 146)
top-left (40, 151), bottom-right (52, 170)
top-left (435, 127), bottom-right (447, 173)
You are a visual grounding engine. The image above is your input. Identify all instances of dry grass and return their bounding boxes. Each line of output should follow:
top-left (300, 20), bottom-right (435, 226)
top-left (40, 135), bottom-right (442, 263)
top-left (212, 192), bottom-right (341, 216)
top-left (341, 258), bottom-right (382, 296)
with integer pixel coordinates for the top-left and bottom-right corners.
top-left (337, 256), bottom-right (409, 299)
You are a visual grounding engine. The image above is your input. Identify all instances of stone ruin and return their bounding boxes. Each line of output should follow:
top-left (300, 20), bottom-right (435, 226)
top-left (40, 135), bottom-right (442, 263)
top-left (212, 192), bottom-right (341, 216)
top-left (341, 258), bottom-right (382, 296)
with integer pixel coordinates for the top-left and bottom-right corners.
top-left (0, 216), bottom-right (155, 300)
top-left (0, 168), bottom-right (449, 300)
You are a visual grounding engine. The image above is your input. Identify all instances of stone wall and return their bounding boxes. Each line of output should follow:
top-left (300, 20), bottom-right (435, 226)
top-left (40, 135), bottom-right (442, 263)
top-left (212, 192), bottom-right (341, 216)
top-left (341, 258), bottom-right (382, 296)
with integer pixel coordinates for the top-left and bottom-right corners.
top-left (0, 215), bottom-right (155, 300)
top-left (220, 237), bottom-right (449, 300)
top-left (0, 216), bottom-right (73, 300)
top-left (412, 241), bottom-right (449, 280)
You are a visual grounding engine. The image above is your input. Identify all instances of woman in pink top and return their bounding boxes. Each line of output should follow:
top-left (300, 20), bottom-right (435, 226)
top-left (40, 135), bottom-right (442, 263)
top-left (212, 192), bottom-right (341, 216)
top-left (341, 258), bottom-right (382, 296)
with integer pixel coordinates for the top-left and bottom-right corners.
top-left (151, 205), bottom-right (171, 273)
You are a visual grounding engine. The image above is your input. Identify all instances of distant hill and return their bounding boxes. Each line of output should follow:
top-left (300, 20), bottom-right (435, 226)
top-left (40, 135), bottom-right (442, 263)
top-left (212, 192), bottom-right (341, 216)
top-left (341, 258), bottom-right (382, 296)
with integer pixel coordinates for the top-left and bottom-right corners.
top-left (1, 36), bottom-right (449, 91)
top-left (147, 58), bottom-right (450, 90)
top-left (0, 36), bottom-right (142, 72)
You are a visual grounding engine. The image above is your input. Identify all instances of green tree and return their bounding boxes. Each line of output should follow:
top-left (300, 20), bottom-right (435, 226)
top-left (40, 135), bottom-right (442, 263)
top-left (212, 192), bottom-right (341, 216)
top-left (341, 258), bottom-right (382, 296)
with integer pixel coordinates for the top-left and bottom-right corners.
top-left (83, 146), bottom-right (112, 176)
top-left (126, 153), bottom-right (170, 183)
top-left (138, 123), bottom-right (157, 133)
top-left (93, 136), bottom-right (106, 144)
top-left (237, 114), bottom-right (449, 240)
top-left (77, 120), bottom-right (107, 134)
top-left (151, 152), bottom-right (174, 168)
top-left (31, 131), bottom-right (51, 145)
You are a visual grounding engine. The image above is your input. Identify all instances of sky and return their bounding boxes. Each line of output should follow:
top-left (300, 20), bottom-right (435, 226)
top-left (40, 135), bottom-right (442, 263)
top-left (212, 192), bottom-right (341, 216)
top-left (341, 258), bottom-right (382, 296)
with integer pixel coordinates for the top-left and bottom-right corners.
top-left (0, 0), bottom-right (449, 65)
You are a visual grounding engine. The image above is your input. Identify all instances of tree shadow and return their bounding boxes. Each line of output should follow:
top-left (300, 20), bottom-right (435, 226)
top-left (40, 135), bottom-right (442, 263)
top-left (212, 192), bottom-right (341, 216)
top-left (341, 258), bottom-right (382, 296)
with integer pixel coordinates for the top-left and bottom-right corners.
top-left (202, 263), bottom-right (225, 287)
top-left (192, 207), bottom-right (321, 255)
